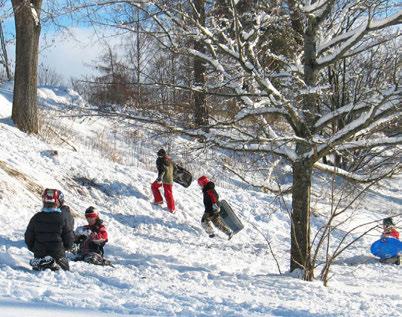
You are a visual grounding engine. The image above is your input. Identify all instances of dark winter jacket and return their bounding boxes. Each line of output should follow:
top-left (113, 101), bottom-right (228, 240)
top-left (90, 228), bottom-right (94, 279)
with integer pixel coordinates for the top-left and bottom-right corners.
top-left (61, 205), bottom-right (74, 234)
top-left (202, 181), bottom-right (219, 213)
top-left (25, 209), bottom-right (75, 259)
top-left (156, 156), bottom-right (175, 184)
top-left (78, 219), bottom-right (108, 256)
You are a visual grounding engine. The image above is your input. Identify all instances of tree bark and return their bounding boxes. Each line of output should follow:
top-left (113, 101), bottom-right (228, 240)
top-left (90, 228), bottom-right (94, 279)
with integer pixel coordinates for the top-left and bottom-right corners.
top-left (11, 0), bottom-right (42, 133)
top-left (193, 0), bottom-right (208, 130)
top-left (290, 158), bottom-right (313, 280)
top-left (288, 14), bottom-right (319, 280)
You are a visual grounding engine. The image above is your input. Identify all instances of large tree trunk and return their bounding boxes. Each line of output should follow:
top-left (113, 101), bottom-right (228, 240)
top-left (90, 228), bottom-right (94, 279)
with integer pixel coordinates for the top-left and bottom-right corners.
top-left (290, 159), bottom-right (313, 280)
top-left (11, 0), bottom-right (42, 133)
top-left (193, 0), bottom-right (208, 130)
top-left (288, 13), bottom-right (319, 280)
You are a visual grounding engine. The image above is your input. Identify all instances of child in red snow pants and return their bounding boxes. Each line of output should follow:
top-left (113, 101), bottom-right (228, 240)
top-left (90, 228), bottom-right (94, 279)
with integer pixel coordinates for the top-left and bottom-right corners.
top-left (151, 181), bottom-right (175, 212)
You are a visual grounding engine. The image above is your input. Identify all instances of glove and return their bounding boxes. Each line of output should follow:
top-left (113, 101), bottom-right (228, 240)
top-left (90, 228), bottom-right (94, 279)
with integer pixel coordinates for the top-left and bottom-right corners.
top-left (212, 203), bottom-right (220, 213)
top-left (74, 226), bottom-right (91, 237)
top-left (70, 243), bottom-right (81, 255)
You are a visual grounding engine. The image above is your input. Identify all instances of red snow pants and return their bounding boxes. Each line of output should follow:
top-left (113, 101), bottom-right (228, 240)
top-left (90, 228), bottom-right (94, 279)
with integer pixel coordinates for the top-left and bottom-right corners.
top-left (151, 181), bottom-right (175, 212)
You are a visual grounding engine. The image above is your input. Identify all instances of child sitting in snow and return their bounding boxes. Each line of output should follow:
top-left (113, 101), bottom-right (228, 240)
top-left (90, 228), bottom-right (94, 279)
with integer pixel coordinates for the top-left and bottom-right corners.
top-left (73, 206), bottom-right (110, 265)
top-left (25, 188), bottom-right (74, 271)
top-left (197, 176), bottom-right (233, 240)
top-left (380, 217), bottom-right (400, 265)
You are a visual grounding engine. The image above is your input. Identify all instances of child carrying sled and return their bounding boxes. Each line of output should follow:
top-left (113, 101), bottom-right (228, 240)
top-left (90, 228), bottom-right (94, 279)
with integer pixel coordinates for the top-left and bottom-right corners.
top-left (198, 176), bottom-right (233, 240)
top-left (151, 148), bottom-right (176, 213)
top-left (72, 206), bottom-right (110, 266)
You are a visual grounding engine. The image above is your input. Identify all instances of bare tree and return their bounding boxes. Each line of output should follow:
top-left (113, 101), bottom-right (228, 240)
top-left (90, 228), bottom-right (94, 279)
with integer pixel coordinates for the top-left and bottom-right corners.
top-left (0, 20), bottom-right (11, 80)
top-left (37, 63), bottom-right (64, 86)
top-left (87, 44), bottom-right (133, 107)
top-left (11, 0), bottom-right (43, 133)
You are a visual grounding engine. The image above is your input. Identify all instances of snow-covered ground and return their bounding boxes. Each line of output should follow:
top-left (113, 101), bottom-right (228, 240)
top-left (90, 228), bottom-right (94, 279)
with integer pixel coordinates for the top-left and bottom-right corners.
top-left (0, 82), bottom-right (400, 316)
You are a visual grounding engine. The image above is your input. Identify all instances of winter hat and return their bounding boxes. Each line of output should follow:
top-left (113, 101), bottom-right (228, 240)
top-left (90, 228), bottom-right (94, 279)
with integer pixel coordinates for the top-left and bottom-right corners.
top-left (85, 206), bottom-right (99, 219)
top-left (42, 188), bottom-right (61, 206)
top-left (197, 176), bottom-right (210, 187)
top-left (157, 148), bottom-right (166, 157)
top-left (383, 217), bottom-right (395, 227)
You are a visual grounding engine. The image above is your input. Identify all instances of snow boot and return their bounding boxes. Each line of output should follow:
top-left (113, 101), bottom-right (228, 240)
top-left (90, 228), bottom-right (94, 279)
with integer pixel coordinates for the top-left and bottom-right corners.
top-left (30, 256), bottom-right (60, 271)
top-left (380, 256), bottom-right (400, 265)
top-left (83, 252), bottom-right (111, 266)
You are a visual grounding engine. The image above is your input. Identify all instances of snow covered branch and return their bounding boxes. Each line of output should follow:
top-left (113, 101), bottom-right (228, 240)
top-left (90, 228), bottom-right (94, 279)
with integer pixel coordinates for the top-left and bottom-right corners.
top-left (335, 137), bottom-right (402, 152)
top-left (314, 89), bottom-right (401, 131)
top-left (313, 161), bottom-right (401, 183)
top-left (223, 162), bottom-right (292, 195)
top-left (308, 88), bottom-right (401, 159)
top-left (317, 10), bottom-right (402, 68)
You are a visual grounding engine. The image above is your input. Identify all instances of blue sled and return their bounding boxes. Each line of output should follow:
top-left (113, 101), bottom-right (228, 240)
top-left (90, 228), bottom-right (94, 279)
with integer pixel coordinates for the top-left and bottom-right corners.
top-left (370, 238), bottom-right (402, 259)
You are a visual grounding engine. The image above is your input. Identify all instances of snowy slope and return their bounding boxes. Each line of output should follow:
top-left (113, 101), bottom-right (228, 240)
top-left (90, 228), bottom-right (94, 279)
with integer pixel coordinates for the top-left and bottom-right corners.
top-left (0, 82), bottom-right (401, 316)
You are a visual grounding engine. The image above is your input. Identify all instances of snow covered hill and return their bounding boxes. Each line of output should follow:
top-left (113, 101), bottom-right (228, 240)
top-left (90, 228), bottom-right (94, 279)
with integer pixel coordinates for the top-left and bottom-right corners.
top-left (0, 82), bottom-right (400, 316)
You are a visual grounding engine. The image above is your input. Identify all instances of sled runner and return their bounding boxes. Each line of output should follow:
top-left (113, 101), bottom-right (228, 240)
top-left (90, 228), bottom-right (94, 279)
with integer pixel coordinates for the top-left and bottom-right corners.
top-left (173, 165), bottom-right (192, 188)
top-left (218, 200), bottom-right (244, 234)
top-left (370, 238), bottom-right (402, 260)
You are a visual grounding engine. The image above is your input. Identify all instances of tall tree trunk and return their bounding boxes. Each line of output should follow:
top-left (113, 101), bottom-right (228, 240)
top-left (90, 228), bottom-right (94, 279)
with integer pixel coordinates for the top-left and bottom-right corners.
top-left (288, 14), bottom-right (318, 280)
top-left (135, 8), bottom-right (142, 107)
top-left (11, 0), bottom-right (42, 133)
top-left (193, 0), bottom-right (208, 130)
top-left (290, 158), bottom-right (313, 280)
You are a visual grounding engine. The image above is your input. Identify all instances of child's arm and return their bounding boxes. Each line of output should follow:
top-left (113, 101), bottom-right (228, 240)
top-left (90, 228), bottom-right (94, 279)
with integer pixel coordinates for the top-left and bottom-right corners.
top-left (90, 225), bottom-right (108, 244)
top-left (206, 190), bottom-right (218, 204)
top-left (207, 189), bottom-right (220, 212)
top-left (156, 157), bottom-right (168, 182)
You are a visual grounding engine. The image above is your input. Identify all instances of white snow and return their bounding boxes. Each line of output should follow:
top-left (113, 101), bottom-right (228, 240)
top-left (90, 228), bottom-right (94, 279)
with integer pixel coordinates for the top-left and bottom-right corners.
top-left (0, 82), bottom-right (401, 316)
top-left (30, 3), bottom-right (40, 26)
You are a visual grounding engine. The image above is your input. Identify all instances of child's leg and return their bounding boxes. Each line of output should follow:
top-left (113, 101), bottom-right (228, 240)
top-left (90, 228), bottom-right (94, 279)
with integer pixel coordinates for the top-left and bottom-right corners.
top-left (163, 183), bottom-right (175, 211)
top-left (151, 181), bottom-right (163, 203)
top-left (211, 214), bottom-right (232, 236)
top-left (201, 213), bottom-right (215, 235)
top-left (56, 257), bottom-right (70, 271)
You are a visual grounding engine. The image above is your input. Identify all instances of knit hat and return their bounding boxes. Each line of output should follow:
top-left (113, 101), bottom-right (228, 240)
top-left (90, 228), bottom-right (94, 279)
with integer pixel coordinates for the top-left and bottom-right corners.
top-left (383, 217), bottom-right (395, 227)
top-left (157, 149), bottom-right (166, 157)
top-left (197, 176), bottom-right (210, 187)
top-left (85, 206), bottom-right (99, 219)
top-left (42, 188), bottom-right (61, 206)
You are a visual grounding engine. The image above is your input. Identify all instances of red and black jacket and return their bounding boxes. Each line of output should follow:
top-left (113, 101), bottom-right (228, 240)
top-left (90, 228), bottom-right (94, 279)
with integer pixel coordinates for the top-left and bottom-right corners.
top-left (202, 181), bottom-right (219, 213)
top-left (382, 228), bottom-right (400, 240)
top-left (80, 219), bottom-right (108, 256)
